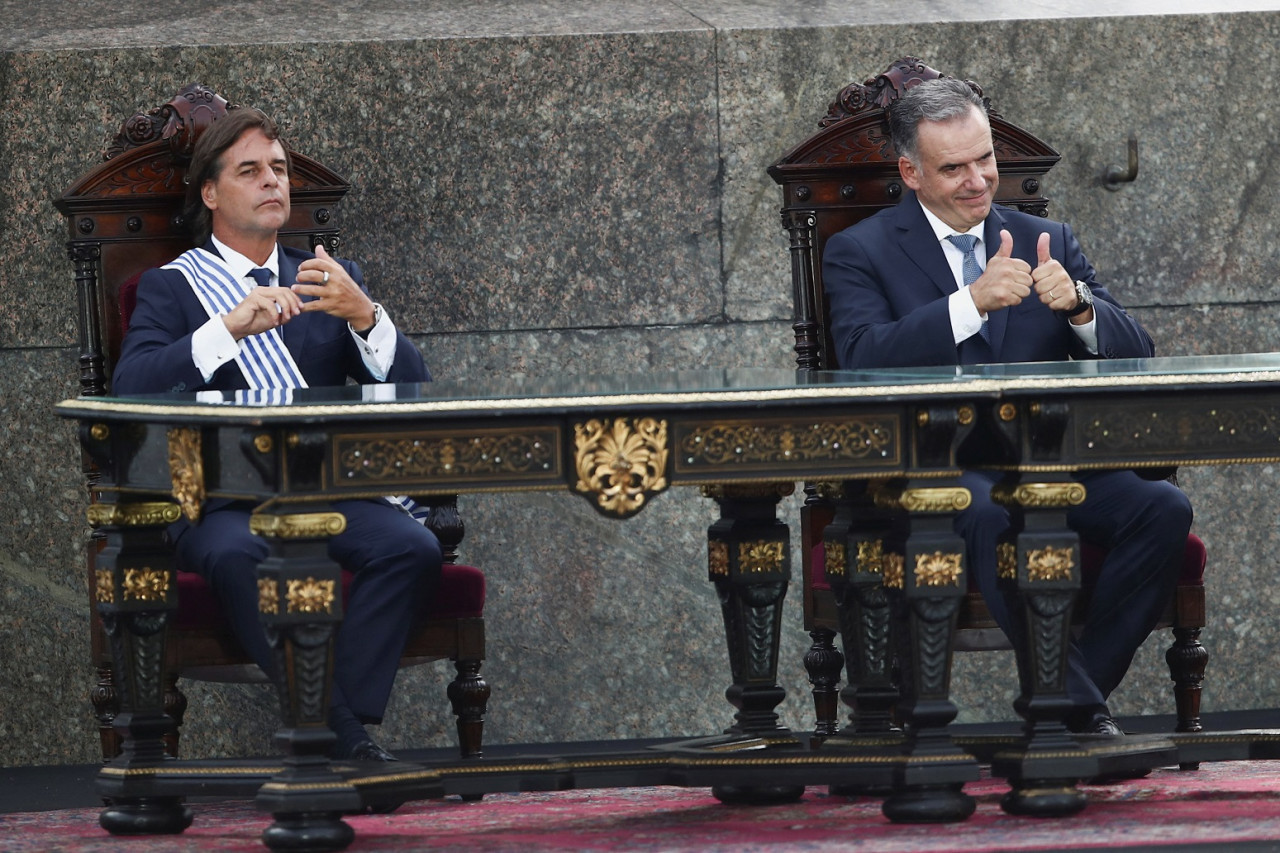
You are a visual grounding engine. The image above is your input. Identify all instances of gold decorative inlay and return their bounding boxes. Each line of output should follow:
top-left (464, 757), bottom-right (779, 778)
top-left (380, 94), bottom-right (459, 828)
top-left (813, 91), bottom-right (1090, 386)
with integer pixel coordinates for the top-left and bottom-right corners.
top-left (991, 482), bottom-right (1087, 508)
top-left (882, 553), bottom-right (905, 589)
top-left (1026, 546), bottom-right (1075, 582)
top-left (857, 539), bottom-right (884, 574)
top-left (249, 512), bottom-right (348, 539)
top-left (122, 567), bottom-right (169, 601)
top-left (87, 501), bottom-right (181, 528)
top-left (997, 542), bottom-right (1017, 580)
top-left (875, 486), bottom-right (971, 513)
top-left (677, 416), bottom-right (898, 470)
top-left (574, 417), bottom-right (669, 517)
top-left (739, 541), bottom-right (786, 574)
top-left (915, 551), bottom-right (963, 587)
top-left (258, 578), bottom-right (278, 614)
top-left (812, 480), bottom-right (845, 501)
top-left (253, 434), bottom-right (274, 453)
top-left (95, 569), bottom-right (113, 604)
top-left (998, 403), bottom-right (1018, 422)
top-left (823, 540), bottom-right (847, 577)
top-left (90, 423), bottom-right (109, 441)
top-left (286, 578), bottom-right (336, 614)
top-left (708, 540), bottom-right (729, 577)
top-left (167, 426), bottom-right (204, 522)
top-left (337, 428), bottom-right (559, 482)
top-left (916, 411), bottom-right (930, 427)
top-left (957, 406), bottom-right (975, 425)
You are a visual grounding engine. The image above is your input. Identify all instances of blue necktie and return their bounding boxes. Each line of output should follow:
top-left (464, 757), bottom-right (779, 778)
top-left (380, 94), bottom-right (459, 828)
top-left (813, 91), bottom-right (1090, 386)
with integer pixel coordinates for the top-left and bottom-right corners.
top-left (946, 234), bottom-right (990, 343)
top-left (248, 267), bottom-right (272, 288)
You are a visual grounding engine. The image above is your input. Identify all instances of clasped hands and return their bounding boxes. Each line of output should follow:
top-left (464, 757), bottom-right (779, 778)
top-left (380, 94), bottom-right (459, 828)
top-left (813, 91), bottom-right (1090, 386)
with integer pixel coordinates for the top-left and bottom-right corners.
top-left (968, 230), bottom-right (1092, 324)
top-left (222, 244), bottom-right (378, 341)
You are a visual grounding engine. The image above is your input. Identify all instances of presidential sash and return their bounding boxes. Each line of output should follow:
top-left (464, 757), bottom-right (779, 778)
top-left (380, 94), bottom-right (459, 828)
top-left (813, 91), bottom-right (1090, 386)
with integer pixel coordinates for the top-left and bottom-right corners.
top-left (163, 247), bottom-right (308, 391)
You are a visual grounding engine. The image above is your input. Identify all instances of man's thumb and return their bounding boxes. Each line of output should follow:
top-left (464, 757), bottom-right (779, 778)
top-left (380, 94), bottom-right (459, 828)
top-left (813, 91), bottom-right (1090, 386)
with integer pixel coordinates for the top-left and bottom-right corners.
top-left (996, 229), bottom-right (1014, 258)
top-left (1037, 232), bottom-right (1052, 265)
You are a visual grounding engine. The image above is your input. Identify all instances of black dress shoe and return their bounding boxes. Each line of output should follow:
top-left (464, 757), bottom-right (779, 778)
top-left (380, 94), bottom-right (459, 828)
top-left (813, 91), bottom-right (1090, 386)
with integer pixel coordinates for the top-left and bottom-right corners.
top-left (339, 739), bottom-right (399, 762)
top-left (1086, 714), bottom-right (1125, 737)
top-left (1066, 709), bottom-right (1125, 736)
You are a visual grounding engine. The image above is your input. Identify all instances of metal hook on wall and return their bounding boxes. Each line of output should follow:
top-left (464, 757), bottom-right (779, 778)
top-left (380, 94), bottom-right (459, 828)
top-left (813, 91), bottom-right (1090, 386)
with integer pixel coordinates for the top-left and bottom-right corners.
top-left (1103, 133), bottom-right (1139, 191)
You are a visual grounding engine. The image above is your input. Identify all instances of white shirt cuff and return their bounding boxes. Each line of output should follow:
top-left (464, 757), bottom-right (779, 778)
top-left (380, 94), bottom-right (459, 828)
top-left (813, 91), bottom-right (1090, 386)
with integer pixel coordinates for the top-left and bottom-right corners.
top-left (351, 303), bottom-right (396, 381)
top-left (1070, 313), bottom-right (1099, 354)
top-left (192, 316), bottom-right (241, 382)
top-left (949, 289), bottom-right (987, 345)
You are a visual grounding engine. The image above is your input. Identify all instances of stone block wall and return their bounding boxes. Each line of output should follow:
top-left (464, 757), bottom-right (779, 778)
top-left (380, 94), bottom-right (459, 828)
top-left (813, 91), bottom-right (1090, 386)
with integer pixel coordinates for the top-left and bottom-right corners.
top-left (2, 1), bottom-right (1277, 766)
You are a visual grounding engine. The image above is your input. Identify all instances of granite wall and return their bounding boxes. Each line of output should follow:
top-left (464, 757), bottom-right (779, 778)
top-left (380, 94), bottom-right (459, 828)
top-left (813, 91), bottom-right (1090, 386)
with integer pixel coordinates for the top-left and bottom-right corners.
top-left (2, 3), bottom-right (1279, 767)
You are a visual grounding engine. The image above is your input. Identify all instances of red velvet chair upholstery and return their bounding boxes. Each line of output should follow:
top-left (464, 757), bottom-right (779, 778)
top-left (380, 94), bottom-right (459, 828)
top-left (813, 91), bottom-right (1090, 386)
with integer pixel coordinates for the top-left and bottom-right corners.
top-left (56, 83), bottom-right (489, 761)
top-left (769, 57), bottom-right (1207, 740)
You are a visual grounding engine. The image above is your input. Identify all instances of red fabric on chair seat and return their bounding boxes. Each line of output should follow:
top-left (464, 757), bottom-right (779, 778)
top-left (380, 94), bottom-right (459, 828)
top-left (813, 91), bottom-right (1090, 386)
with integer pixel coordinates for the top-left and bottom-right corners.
top-left (173, 563), bottom-right (485, 631)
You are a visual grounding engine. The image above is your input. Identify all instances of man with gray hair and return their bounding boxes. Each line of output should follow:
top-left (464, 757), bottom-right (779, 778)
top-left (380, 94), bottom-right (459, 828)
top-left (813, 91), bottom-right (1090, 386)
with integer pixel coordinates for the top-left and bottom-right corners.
top-left (822, 76), bottom-right (1193, 737)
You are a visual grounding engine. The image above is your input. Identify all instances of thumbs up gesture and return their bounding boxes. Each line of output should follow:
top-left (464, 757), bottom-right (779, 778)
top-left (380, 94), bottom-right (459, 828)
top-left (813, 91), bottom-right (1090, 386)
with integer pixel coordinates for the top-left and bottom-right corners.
top-left (1032, 232), bottom-right (1073, 308)
top-left (969, 229), bottom-right (1032, 314)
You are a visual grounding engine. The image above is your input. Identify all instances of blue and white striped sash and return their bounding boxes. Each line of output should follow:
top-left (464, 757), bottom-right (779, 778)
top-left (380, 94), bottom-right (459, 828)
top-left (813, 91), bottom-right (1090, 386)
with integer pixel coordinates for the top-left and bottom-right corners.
top-left (164, 248), bottom-right (308, 391)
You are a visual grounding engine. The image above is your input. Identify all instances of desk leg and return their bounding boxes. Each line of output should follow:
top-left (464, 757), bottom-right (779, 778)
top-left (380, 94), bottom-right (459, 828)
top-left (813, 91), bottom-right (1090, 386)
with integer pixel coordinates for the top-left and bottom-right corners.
top-left (875, 480), bottom-right (979, 823)
top-left (91, 504), bottom-right (194, 836)
top-left (990, 477), bottom-right (1092, 817)
top-left (704, 484), bottom-right (805, 803)
top-left (252, 509), bottom-right (360, 853)
top-left (823, 481), bottom-right (900, 738)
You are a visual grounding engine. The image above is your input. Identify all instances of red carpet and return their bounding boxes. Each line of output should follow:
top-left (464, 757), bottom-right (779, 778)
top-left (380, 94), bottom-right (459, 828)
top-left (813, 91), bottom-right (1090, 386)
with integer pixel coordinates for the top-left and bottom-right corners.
top-left (4, 761), bottom-right (1280, 851)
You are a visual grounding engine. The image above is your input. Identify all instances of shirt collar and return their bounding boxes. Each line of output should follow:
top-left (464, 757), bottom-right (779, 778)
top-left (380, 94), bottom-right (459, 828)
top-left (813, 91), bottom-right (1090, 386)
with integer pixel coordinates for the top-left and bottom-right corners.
top-left (916, 198), bottom-right (985, 247)
top-left (211, 235), bottom-right (280, 283)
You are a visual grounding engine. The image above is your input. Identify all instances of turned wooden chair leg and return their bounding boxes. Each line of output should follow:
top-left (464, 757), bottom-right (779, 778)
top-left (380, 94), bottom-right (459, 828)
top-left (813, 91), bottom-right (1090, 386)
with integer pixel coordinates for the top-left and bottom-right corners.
top-left (804, 627), bottom-right (843, 738)
top-left (448, 658), bottom-right (488, 760)
top-left (1167, 625), bottom-right (1207, 770)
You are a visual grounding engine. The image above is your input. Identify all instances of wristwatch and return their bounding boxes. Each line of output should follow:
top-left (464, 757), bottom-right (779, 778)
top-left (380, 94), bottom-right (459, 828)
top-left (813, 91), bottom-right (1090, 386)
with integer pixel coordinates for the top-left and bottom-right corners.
top-left (354, 303), bottom-right (383, 338)
top-left (1064, 280), bottom-right (1094, 317)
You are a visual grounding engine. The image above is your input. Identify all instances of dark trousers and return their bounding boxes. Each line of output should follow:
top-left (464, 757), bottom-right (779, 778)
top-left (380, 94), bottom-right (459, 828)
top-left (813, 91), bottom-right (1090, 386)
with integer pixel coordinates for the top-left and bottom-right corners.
top-left (955, 469), bottom-right (1193, 715)
top-left (172, 498), bottom-right (442, 723)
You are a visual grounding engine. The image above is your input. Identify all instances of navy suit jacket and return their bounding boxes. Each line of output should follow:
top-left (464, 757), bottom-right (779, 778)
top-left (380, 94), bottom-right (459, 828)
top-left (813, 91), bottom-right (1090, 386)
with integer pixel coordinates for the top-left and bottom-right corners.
top-left (113, 243), bottom-right (429, 394)
top-left (821, 192), bottom-right (1155, 369)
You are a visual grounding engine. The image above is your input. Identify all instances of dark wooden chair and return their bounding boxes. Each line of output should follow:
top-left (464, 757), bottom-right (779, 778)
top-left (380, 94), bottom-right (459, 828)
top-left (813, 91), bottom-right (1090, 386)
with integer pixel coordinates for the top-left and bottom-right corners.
top-left (55, 83), bottom-right (489, 762)
top-left (768, 57), bottom-right (1207, 742)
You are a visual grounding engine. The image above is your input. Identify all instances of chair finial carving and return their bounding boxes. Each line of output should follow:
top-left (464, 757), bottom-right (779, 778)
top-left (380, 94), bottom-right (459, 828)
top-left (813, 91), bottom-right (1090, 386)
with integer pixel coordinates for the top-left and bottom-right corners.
top-left (819, 57), bottom-right (990, 129)
top-left (104, 83), bottom-right (232, 162)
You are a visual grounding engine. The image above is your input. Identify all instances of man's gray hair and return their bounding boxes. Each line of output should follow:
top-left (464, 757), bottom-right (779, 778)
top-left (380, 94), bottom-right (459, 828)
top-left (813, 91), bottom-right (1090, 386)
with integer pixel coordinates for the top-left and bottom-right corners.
top-left (888, 77), bottom-right (987, 165)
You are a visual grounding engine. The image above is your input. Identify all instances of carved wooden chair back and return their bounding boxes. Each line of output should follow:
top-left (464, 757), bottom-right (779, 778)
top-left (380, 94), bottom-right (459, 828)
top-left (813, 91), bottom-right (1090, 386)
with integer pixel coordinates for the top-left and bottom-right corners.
top-left (55, 83), bottom-right (487, 761)
top-left (767, 58), bottom-right (1206, 740)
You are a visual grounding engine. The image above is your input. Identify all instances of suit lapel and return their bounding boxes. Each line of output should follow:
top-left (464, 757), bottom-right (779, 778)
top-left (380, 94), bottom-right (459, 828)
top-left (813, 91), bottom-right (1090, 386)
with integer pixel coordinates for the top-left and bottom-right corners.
top-left (891, 194), bottom-right (957, 301)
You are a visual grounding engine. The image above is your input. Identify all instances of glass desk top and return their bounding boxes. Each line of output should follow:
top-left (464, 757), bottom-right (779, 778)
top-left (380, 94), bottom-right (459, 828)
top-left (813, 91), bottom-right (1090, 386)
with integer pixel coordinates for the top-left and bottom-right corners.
top-left (56, 352), bottom-right (1280, 421)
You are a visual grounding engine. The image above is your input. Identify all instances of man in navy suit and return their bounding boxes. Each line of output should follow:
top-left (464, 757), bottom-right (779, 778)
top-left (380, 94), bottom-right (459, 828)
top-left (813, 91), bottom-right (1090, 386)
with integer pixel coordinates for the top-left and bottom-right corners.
top-left (822, 77), bottom-right (1193, 736)
top-left (113, 106), bottom-right (439, 761)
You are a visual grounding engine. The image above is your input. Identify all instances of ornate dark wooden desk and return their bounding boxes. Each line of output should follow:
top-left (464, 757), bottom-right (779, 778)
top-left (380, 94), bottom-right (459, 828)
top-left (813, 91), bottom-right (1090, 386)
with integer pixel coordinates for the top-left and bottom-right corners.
top-left (55, 354), bottom-right (1280, 849)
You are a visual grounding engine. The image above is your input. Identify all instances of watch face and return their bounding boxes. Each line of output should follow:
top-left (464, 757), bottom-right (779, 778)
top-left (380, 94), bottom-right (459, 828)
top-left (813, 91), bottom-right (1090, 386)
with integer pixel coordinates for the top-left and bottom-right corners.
top-left (1076, 281), bottom-right (1093, 304)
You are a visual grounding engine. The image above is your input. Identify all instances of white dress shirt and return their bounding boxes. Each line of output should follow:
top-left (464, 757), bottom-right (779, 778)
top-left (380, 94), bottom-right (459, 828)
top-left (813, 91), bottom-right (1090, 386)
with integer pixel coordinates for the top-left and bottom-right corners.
top-left (190, 236), bottom-right (398, 382)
